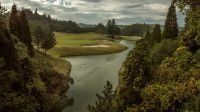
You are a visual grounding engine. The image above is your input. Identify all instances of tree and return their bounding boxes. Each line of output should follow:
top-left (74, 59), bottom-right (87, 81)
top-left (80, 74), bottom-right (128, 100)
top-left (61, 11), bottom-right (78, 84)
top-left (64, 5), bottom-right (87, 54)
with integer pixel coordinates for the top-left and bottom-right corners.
top-left (33, 25), bottom-right (44, 49)
top-left (0, 3), bottom-right (8, 25)
top-left (20, 10), bottom-right (34, 56)
top-left (111, 19), bottom-right (116, 38)
top-left (106, 19), bottom-right (119, 38)
top-left (122, 24), bottom-right (151, 36)
top-left (34, 8), bottom-right (37, 15)
top-left (116, 27), bottom-right (121, 36)
top-left (95, 23), bottom-right (106, 34)
top-left (0, 19), bottom-right (21, 72)
top-left (150, 39), bottom-right (179, 66)
top-left (144, 30), bottom-right (151, 41)
top-left (106, 20), bottom-right (112, 38)
top-left (87, 81), bottom-right (114, 112)
top-left (115, 39), bottom-right (150, 111)
top-left (9, 4), bottom-right (21, 38)
top-left (41, 31), bottom-right (56, 55)
top-left (175, 0), bottom-right (200, 10)
top-left (173, 0), bottom-right (200, 53)
top-left (162, 3), bottom-right (179, 40)
top-left (152, 24), bottom-right (162, 43)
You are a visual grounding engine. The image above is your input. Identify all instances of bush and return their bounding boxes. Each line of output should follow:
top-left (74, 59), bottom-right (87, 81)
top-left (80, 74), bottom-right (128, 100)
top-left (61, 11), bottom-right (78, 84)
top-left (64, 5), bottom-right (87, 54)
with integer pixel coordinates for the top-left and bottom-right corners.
top-left (150, 39), bottom-right (179, 66)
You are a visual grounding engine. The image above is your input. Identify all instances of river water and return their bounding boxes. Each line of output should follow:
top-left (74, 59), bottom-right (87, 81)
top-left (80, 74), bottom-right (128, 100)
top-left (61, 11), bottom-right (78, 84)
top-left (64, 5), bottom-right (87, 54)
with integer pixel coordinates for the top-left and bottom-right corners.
top-left (63, 40), bottom-right (135, 112)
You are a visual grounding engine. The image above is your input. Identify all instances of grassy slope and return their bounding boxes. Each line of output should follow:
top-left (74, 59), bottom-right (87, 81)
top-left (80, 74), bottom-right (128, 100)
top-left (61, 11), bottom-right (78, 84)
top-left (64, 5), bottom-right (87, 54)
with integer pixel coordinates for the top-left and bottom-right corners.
top-left (35, 50), bottom-right (71, 75)
top-left (121, 36), bottom-right (142, 41)
top-left (48, 32), bottom-right (128, 57)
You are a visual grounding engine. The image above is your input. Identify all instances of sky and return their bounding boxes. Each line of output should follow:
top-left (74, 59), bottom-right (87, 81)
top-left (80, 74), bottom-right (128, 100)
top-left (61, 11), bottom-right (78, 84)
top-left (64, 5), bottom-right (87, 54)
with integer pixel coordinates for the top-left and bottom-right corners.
top-left (0, 0), bottom-right (185, 26)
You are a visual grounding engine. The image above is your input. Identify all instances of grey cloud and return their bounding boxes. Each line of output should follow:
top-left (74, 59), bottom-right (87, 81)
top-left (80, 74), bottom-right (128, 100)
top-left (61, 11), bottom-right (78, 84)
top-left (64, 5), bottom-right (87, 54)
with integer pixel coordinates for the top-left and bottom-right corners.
top-left (0, 0), bottom-right (185, 26)
top-left (125, 3), bottom-right (144, 9)
top-left (81, 0), bottom-right (103, 3)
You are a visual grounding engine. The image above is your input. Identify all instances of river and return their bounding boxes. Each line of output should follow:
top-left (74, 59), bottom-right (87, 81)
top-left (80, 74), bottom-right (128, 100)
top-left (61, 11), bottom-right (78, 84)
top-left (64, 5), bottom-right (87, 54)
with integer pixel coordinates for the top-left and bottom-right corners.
top-left (63, 40), bottom-right (135, 112)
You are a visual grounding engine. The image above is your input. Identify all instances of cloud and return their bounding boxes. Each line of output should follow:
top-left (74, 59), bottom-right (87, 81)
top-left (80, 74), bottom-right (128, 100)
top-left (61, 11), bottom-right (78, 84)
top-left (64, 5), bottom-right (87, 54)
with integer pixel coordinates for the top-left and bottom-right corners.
top-left (0, 0), bottom-right (185, 26)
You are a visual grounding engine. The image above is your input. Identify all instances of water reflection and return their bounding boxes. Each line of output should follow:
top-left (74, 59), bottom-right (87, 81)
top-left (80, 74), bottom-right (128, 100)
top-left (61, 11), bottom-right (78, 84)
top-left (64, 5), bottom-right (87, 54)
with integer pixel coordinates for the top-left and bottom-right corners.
top-left (63, 40), bottom-right (135, 112)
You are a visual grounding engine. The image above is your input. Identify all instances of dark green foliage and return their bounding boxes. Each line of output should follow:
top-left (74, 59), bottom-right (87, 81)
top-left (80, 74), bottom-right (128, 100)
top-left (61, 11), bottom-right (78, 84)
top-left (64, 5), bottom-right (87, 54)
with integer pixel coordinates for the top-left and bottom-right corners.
top-left (150, 39), bottom-right (179, 66)
top-left (181, 9), bottom-right (200, 53)
top-left (20, 10), bottom-right (34, 56)
top-left (106, 20), bottom-right (112, 38)
top-left (144, 30), bottom-right (151, 42)
top-left (115, 39), bottom-right (151, 111)
top-left (122, 23), bottom-right (151, 36)
top-left (9, 5), bottom-right (34, 57)
top-left (88, 0), bottom-right (200, 112)
top-left (0, 22), bottom-right (21, 72)
top-left (33, 25), bottom-right (45, 49)
top-left (0, 3), bottom-right (8, 25)
top-left (24, 8), bottom-right (82, 33)
top-left (41, 31), bottom-right (56, 55)
top-left (137, 48), bottom-right (200, 111)
top-left (9, 4), bottom-right (21, 38)
top-left (95, 23), bottom-right (106, 34)
top-left (162, 3), bottom-right (179, 40)
top-left (0, 5), bottom-right (72, 112)
top-left (87, 81), bottom-right (114, 112)
top-left (152, 24), bottom-right (162, 43)
top-left (114, 1), bottom-right (200, 111)
top-left (175, 0), bottom-right (200, 10)
top-left (106, 19), bottom-right (120, 38)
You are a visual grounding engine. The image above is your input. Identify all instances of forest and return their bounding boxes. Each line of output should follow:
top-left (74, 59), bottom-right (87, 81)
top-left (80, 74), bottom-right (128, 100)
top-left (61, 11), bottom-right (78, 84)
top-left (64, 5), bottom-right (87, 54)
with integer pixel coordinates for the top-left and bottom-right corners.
top-left (0, 0), bottom-right (200, 112)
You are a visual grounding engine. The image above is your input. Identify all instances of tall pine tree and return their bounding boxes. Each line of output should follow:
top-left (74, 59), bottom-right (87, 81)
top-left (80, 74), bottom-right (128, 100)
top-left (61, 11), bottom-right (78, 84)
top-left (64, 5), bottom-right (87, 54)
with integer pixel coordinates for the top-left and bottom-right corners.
top-left (111, 19), bottom-right (116, 38)
top-left (0, 20), bottom-right (21, 72)
top-left (152, 24), bottom-right (162, 43)
top-left (144, 30), bottom-right (151, 44)
top-left (9, 4), bottom-right (21, 38)
top-left (107, 20), bottom-right (112, 38)
top-left (87, 81), bottom-right (114, 112)
top-left (20, 10), bottom-right (34, 56)
top-left (106, 19), bottom-right (119, 38)
top-left (162, 2), bottom-right (178, 40)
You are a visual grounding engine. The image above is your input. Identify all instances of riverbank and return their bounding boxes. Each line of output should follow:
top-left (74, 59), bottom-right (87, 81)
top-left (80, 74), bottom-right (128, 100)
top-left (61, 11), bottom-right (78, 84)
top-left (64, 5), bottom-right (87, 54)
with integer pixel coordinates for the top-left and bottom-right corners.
top-left (121, 36), bottom-right (142, 41)
top-left (47, 32), bottom-right (128, 57)
top-left (64, 40), bottom-right (135, 112)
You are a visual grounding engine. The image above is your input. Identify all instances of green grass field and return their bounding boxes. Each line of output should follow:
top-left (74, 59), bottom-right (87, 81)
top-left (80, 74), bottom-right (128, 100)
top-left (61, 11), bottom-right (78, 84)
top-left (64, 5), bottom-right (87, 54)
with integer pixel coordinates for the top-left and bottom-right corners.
top-left (121, 36), bottom-right (142, 41)
top-left (48, 32), bottom-right (128, 57)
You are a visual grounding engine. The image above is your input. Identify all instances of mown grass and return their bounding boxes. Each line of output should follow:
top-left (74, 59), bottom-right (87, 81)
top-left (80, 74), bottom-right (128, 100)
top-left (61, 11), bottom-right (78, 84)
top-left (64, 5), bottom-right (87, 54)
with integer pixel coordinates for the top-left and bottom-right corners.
top-left (54, 32), bottom-right (108, 47)
top-left (48, 32), bottom-right (127, 57)
top-left (121, 36), bottom-right (142, 41)
top-left (55, 32), bottom-right (108, 40)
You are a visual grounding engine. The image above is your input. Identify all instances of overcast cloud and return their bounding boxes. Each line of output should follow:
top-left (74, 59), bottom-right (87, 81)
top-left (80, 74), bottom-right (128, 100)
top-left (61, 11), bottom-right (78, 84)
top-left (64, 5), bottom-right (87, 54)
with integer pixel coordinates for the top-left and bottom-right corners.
top-left (0, 0), bottom-right (185, 26)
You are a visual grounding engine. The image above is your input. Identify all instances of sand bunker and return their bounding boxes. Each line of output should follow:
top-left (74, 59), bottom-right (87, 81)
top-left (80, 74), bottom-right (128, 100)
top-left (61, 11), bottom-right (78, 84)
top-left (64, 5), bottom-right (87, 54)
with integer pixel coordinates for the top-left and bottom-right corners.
top-left (82, 45), bottom-right (110, 48)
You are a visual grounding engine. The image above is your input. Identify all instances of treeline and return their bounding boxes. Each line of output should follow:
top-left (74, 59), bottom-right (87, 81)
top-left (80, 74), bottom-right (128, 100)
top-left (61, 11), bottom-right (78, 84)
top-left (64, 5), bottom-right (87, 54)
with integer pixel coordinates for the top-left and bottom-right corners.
top-left (25, 8), bottom-right (156, 38)
top-left (94, 19), bottom-right (121, 39)
top-left (121, 23), bottom-right (151, 36)
top-left (88, 0), bottom-right (200, 111)
top-left (24, 9), bottom-right (83, 33)
top-left (0, 4), bottom-right (73, 111)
